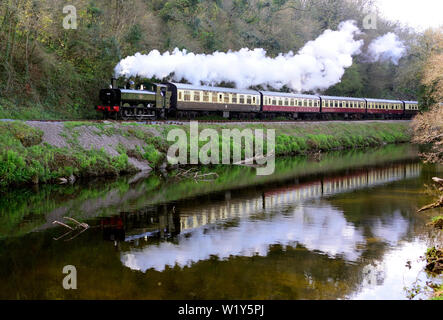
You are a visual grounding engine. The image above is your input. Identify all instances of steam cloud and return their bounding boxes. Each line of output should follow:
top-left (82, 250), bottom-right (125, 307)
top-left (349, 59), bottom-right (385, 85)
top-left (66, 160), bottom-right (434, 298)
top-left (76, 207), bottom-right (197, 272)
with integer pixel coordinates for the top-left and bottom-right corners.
top-left (115, 22), bottom-right (406, 91)
top-left (115, 20), bottom-right (364, 92)
top-left (367, 32), bottom-right (406, 65)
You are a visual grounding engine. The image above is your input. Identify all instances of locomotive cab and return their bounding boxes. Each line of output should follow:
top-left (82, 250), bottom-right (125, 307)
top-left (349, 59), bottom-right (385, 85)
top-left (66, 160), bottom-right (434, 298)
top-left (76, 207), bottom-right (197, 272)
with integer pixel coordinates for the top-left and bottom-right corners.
top-left (97, 78), bottom-right (171, 119)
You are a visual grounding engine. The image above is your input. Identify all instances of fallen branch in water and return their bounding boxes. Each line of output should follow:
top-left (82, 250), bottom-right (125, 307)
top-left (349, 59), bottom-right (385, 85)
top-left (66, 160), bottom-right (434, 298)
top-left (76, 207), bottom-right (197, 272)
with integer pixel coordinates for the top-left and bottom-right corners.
top-left (52, 217), bottom-right (89, 241)
top-left (173, 167), bottom-right (219, 182)
top-left (418, 196), bottom-right (443, 213)
top-left (233, 153), bottom-right (275, 167)
top-left (417, 177), bottom-right (443, 213)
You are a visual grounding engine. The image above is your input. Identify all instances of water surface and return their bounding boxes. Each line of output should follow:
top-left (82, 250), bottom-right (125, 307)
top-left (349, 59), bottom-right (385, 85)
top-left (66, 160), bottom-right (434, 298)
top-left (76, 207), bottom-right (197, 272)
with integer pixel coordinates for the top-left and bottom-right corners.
top-left (0, 144), bottom-right (441, 299)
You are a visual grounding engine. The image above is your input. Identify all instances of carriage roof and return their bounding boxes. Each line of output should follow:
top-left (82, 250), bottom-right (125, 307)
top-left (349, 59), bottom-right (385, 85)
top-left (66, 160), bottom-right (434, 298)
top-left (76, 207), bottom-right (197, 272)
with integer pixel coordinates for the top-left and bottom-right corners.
top-left (170, 83), bottom-right (259, 95)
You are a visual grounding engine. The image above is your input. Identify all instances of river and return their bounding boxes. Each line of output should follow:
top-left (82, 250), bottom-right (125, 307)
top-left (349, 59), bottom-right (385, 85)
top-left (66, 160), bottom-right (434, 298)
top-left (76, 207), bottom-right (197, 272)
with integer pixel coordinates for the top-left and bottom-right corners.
top-left (0, 143), bottom-right (441, 299)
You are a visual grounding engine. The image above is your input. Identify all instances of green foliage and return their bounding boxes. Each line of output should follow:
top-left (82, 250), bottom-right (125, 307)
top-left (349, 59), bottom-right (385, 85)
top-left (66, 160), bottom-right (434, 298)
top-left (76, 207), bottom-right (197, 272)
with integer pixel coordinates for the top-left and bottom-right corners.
top-left (0, 122), bottom-right (138, 189)
top-left (142, 144), bottom-right (163, 167)
top-left (0, 0), bottom-right (432, 120)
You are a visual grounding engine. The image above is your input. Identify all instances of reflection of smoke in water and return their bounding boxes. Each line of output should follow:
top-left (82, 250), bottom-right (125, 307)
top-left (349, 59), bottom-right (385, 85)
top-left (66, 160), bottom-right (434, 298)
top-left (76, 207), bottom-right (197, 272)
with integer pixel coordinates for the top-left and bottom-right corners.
top-left (121, 205), bottom-right (366, 272)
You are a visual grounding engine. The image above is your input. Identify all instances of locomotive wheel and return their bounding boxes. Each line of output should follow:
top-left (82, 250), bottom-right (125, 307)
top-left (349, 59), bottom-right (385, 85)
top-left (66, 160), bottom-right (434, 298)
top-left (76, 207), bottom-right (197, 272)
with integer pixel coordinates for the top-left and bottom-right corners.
top-left (136, 109), bottom-right (144, 121)
top-left (121, 108), bottom-right (132, 120)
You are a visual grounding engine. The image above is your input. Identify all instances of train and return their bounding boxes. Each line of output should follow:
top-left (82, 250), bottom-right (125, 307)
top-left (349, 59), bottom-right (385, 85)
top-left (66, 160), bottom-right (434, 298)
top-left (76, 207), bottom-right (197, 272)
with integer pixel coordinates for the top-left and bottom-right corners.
top-left (97, 78), bottom-right (419, 120)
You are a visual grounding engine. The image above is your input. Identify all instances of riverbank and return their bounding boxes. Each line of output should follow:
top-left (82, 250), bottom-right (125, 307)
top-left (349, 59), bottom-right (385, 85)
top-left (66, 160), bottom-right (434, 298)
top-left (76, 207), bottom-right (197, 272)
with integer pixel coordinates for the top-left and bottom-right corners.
top-left (0, 120), bottom-right (412, 189)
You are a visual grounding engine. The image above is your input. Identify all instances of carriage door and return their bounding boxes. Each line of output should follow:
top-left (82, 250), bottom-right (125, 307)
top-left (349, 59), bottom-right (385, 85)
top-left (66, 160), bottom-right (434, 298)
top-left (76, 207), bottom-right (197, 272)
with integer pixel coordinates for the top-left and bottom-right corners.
top-left (156, 84), bottom-right (171, 110)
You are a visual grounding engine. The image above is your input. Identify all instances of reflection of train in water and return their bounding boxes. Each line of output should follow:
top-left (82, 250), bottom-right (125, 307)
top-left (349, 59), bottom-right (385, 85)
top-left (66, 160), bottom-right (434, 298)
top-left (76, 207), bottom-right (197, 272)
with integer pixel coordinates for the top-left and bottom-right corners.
top-left (100, 162), bottom-right (421, 243)
top-left (178, 162), bottom-right (420, 232)
top-left (119, 162), bottom-right (421, 272)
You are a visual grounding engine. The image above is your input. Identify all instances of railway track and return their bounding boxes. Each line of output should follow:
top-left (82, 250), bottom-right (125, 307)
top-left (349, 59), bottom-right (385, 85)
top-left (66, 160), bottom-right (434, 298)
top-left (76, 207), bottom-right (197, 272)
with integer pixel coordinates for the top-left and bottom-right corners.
top-left (1, 118), bottom-right (412, 125)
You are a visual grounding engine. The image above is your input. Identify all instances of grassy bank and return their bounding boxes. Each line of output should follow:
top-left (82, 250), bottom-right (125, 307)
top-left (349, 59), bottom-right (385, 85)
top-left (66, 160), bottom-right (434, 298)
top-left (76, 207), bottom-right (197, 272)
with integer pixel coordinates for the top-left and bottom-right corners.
top-left (0, 120), bottom-right (412, 189)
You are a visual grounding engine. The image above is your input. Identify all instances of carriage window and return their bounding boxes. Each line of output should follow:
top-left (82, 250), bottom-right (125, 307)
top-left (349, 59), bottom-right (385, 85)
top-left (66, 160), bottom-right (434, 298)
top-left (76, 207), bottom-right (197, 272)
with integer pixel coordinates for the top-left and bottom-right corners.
top-left (193, 91), bottom-right (200, 102)
top-left (219, 94), bottom-right (223, 102)
top-left (272, 99), bottom-right (276, 105)
top-left (335, 101), bottom-right (338, 108)
top-left (278, 99), bottom-right (283, 106)
top-left (339, 102), bottom-right (342, 108)
top-left (224, 93), bottom-right (229, 103)
top-left (232, 94), bottom-right (237, 104)
top-left (253, 96), bottom-right (256, 104)
top-left (247, 96), bottom-right (252, 104)
top-left (212, 92), bottom-right (217, 103)
top-left (285, 98), bottom-right (289, 106)
top-left (291, 99), bottom-right (295, 106)
top-left (203, 91), bottom-right (210, 102)
top-left (303, 100), bottom-right (307, 107)
top-left (178, 91), bottom-right (182, 101)
top-left (239, 95), bottom-right (245, 104)
top-left (184, 91), bottom-right (191, 101)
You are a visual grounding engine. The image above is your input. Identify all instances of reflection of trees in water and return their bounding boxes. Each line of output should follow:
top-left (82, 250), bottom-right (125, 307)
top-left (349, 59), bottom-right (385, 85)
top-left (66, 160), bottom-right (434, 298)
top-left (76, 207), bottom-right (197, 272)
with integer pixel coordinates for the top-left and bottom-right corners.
top-left (0, 144), bottom-right (420, 239)
top-left (0, 161), bottom-right (429, 299)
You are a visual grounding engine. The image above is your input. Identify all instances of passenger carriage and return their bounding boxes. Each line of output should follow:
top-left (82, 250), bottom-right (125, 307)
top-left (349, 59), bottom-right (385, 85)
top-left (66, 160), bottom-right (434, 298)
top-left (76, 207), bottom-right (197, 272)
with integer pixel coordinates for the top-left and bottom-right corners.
top-left (167, 82), bottom-right (261, 117)
top-left (403, 101), bottom-right (419, 118)
top-left (365, 98), bottom-right (404, 118)
top-left (261, 91), bottom-right (320, 118)
top-left (320, 96), bottom-right (366, 114)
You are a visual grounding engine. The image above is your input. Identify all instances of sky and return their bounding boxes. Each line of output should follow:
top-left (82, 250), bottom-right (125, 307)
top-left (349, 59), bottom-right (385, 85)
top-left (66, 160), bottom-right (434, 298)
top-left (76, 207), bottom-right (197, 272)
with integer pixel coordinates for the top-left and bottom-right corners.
top-left (375, 0), bottom-right (443, 31)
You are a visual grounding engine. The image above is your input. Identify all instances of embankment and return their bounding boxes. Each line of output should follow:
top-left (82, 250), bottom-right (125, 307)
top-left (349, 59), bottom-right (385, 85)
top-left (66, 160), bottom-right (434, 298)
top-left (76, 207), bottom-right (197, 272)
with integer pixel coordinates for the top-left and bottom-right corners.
top-left (0, 120), bottom-right (412, 189)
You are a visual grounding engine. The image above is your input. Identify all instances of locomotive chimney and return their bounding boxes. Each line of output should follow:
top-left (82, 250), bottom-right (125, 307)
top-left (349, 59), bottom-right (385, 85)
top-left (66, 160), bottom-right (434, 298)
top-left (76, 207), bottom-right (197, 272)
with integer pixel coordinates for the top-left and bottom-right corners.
top-left (111, 78), bottom-right (117, 89)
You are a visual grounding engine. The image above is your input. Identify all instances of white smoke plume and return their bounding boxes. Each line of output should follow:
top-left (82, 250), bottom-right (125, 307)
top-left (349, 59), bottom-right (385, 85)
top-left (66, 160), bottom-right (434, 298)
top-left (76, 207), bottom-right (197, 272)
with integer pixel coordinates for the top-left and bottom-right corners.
top-left (115, 20), bottom-right (364, 92)
top-left (367, 32), bottom-right (406, 65)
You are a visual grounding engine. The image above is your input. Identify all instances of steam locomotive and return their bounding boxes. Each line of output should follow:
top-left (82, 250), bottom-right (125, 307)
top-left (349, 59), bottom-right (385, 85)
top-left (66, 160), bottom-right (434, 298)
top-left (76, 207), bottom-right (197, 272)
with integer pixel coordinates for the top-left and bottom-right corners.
top-left (97, 79), bottom-right (419, 120)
